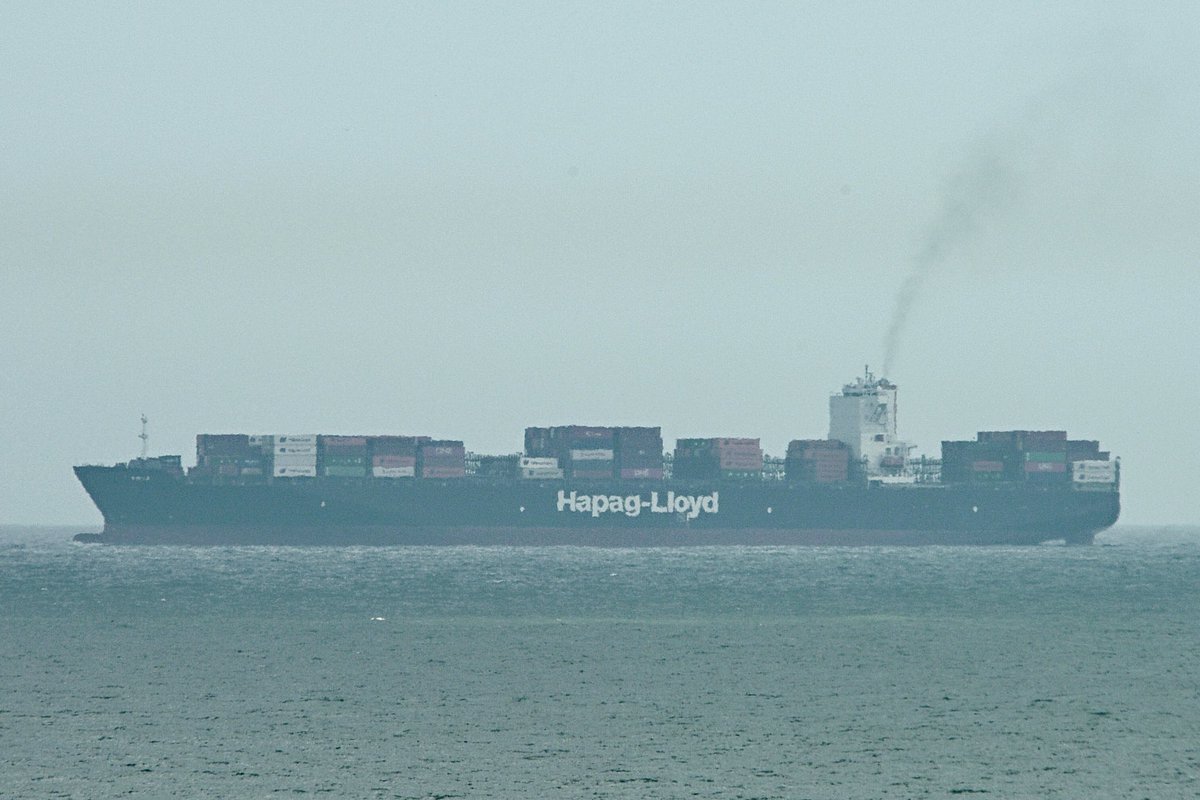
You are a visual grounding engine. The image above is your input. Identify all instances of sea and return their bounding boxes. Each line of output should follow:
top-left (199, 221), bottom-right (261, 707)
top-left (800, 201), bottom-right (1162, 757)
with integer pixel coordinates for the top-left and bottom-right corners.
top-left (1, 526), bottom-right (1197, 799)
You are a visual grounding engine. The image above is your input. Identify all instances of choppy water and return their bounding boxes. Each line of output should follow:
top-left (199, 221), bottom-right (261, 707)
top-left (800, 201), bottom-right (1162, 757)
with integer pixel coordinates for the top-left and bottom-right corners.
top-left (1, 526), bottom-right (1198, 799)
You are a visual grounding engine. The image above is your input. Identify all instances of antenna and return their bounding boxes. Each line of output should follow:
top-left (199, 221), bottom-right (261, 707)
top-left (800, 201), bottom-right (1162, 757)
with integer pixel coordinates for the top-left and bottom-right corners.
top-left (139, 414), bottom-right (149, 458)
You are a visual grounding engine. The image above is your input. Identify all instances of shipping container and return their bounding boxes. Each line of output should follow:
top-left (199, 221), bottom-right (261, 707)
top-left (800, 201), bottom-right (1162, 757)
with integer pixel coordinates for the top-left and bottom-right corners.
top-left (373, 454), bottom-right (417, 468)
top-left (519, 457), bottom-right (560, 469)
top-left (1025, 461), bottom-right (1067, 473)
top-left (522, 467), bottom-right (565, 479)
top-left (419, 467), bottom-right (466, 479)
top-left (787, 439), bottom-right (848, 453)
top-left (273, 455), bottom-right (317, 467)
top-left (1073, 459), bottom-right (1116, 471)
top-left (197, 434), bottom-right (251, 455)
top-left (370, 436), bottom-right (424, 455)
top-left (320, 436), bottom-right (368, 447)
top-left (273, 451), bottom-right (317, 462)
top-left (320, 464), bottom-right (367, 478)
top-left (569, 448), bottom-right (615, 461)
top-left (714, 438), bottom-right (759, 448)
top-left (275, 434), bottom-right (318, 446)
top-left (1025, 451), bottom-right (1068, 463)
top-left (273, 464), bottom-right (317, 478)
top-left (373, 466), bottom-right (416, 478)
top-left (275, 444), bottom-right (317, 456)
top-left (978, 430), bottom-right (1067, 445)
top-left (619, 467), bottom-right (664, 480)
top-left (524, 427), bottom-right (554, 458)
top-left (1073, 472), bottom-right (1116, 483)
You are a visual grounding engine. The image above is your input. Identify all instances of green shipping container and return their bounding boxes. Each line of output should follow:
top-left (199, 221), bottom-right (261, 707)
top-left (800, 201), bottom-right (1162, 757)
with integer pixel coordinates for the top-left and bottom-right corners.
top-left (323, 465), bottom-right (367, 478)
top-left (1025, 451), bottom-right (1067, 462)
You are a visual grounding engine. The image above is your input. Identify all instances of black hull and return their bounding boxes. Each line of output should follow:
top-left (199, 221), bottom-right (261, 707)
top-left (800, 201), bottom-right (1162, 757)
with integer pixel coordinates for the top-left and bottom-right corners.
top-left (73, 465), bottom-right (1119, 546)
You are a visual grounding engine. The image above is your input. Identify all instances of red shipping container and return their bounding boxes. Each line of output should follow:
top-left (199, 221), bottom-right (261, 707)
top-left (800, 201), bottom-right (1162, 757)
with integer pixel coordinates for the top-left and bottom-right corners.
top-left (1024, 461), bottom-right (1067, 473)
top-left (420, 467), bottom-right (466, 478)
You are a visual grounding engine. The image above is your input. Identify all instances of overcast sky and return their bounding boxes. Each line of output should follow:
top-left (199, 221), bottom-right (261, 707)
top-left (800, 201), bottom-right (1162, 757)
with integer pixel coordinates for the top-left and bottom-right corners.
top-left (2, 2), bottom-right (1197, 525)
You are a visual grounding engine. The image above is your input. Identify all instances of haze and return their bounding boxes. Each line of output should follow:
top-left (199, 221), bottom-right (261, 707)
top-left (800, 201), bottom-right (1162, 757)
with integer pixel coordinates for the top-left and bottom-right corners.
top-left (2, 3), bottom-right (1197, 525)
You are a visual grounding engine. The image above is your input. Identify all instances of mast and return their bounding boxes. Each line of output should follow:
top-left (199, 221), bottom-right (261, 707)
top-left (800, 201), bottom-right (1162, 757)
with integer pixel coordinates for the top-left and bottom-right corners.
top-left (139, 414), bottom-right (149, 458)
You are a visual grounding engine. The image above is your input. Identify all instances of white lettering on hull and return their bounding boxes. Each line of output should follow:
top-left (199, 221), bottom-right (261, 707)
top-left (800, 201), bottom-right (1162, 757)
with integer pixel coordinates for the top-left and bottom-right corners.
top-left (556, 490), bottom-right (719, 519)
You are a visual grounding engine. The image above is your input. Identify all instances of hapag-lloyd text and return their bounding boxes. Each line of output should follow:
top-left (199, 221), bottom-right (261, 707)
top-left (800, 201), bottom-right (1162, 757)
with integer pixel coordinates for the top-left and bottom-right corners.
top-left (556, 489), bottom-right (718, 519)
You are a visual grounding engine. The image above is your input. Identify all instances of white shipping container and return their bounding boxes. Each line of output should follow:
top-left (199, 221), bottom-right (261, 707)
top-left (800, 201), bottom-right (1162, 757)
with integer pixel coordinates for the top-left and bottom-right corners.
top-left (372, 466), bottom-right (416, 478)
top-left (570, 449), bottom-right (614, 461)
top-left (522, 468), bottom-right (565, 479)
top-left (276, 434), bottom-right (318, 445)
top-left (1073, 473), bottom-right (1116, 483)
top-left (1072, 460), bottom-right (1115, 472)
top-left (275, 445), bottom-right (318, 456)
top-left (520, 457), bottom-right (560, 468)
top-left (274, 465), bottom-right (317, 478)
top-left (273, 453), bottom-right (317, 465)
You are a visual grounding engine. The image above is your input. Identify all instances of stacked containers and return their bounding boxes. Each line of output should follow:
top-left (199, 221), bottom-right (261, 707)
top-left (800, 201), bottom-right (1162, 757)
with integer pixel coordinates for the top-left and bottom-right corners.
top-left (524, 427), bottom-right (554, 459)
top-left (785, 440), bottom-right (850, 483)
top-left (560, 426), bottom-right (615, 480)
top-left (1019, 434), bottom-right (1069, 483)
top-left (673, 438), bottom-right (763, 479)
top-left (519, 456), bottom-right (563, 479)
top-left (940, 440), bottom-right (1023, 483)
top-left (196, 434), bottom-right (266, 479)
top-left (1024, 447), bottom-right (1068, 482)
top-left (673, 439), bottom-right (720, 479)
top-left (942, 431), bottom-right (1103, 485)
top-left (714, 438), bottom-right (763, 479)
top-left (615, 427), bottom-right (664, 480)
top-left (1072, 459), bottom-right (1117, 487)
top-left (274, 434), bottom-right (317, 478)
top-left (319, 436), bottom-right (368, 478)
top-left (369, 436), bottom-right (420, 478)
top-left (977, 430), bottom-right (1068, 449)
top-left (419, 440), bottom-right (466, 478)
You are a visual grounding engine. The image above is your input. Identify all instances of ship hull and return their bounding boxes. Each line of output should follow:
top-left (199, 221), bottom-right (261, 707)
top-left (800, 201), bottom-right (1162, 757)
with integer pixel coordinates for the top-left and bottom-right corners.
top-left (74, 465), bottom-right (1119, 546)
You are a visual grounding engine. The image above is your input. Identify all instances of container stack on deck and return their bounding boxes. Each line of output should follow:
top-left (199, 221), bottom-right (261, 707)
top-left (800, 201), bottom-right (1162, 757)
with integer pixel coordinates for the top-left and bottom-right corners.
top-left (418, 440), bottom-right (466, 478)
top-left (272, 434), bottom-right (317, 478)
top-left (195, 434), bottom-right (256, 479)
top-left (562, 427), bottom-right (616, 480)
top-left (180, 424), bottom-right (1115, 490)
top-left (520, 425), bottom-right (664, 480)
top-left (941, 431), bottom-right (1113, 487)
top-left (319, 436), bottom-right (368, 478)
top-left (673, 438), bottom-right (763, 479)
top-left (784, 439), bottom-right (851, 483)
top-left (615, 427), bottom-right (664, 480)
top-left (370, 436), bottom-right (420, 478)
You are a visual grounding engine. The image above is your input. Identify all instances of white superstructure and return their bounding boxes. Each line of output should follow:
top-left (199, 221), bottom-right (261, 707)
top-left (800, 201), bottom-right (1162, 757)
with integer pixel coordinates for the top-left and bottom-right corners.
top-left (828, 367), bottom-right (913, 477)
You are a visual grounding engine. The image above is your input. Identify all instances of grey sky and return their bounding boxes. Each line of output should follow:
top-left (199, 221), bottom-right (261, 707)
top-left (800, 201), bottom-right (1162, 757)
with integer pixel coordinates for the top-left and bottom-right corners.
top-left (2, 2), bottom-right (1197, 525)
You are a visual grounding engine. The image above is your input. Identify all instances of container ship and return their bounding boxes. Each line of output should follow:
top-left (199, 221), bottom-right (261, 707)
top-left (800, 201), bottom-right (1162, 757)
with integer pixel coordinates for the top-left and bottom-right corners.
top-left (73, 370), bottom-right (1120, 546)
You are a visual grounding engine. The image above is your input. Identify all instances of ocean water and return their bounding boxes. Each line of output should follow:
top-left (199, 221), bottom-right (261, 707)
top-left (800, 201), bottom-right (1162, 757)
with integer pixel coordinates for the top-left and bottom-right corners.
top-left (1, 526), bottom-right (1198, 799)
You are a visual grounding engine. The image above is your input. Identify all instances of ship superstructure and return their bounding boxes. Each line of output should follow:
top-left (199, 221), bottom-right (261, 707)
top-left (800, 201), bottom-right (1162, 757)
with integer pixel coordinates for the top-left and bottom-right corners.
top-left (828, 367), bottom-right (914, 480)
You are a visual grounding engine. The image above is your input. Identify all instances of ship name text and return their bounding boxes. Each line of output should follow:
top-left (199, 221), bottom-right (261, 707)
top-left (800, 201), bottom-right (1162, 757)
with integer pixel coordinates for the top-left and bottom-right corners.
top-left (556, 490), bottom-right (718, 519)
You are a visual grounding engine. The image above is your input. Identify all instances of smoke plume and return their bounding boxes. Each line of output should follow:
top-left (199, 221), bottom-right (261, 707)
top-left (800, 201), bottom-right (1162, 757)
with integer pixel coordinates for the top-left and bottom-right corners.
top-left (881, 150), bottom-right (1019, 377)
